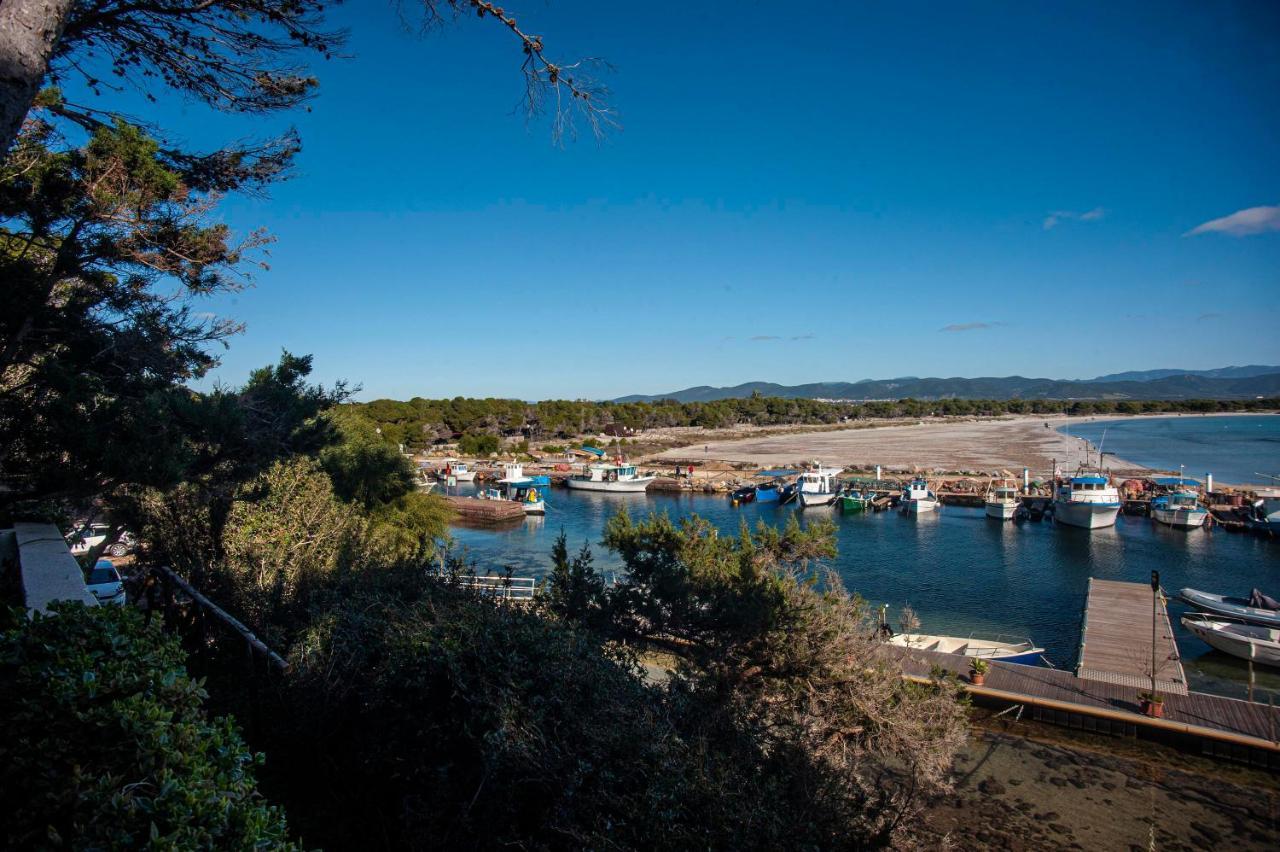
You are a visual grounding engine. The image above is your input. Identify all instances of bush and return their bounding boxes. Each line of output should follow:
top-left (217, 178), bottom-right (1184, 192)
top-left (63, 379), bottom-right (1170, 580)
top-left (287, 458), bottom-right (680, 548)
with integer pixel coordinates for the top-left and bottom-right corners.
top-left (0, 602), bottom-right (296, 849)
top-left (457, 432), bottom-right (500, 456)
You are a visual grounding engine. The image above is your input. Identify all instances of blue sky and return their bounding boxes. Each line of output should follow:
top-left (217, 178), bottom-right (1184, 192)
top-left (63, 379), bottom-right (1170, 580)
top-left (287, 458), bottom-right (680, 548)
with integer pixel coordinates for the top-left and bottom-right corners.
top-left (77, 2), bottom-right (1280, 400)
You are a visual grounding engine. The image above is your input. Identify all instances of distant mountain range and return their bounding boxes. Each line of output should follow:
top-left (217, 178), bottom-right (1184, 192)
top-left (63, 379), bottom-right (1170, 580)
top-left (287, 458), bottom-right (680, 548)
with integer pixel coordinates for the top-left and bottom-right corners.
top-left (1085, 365), bottom-right (1280, 383)
top-left (613, 367), bottom-right (1280, 403)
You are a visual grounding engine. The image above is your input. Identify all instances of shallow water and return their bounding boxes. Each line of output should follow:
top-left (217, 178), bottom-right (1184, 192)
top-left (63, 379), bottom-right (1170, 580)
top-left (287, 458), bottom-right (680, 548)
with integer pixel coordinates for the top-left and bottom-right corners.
top-left (1061, 414), bottom-right (1280, 486)
top-left (449, 486), bottom-right (1280, 700)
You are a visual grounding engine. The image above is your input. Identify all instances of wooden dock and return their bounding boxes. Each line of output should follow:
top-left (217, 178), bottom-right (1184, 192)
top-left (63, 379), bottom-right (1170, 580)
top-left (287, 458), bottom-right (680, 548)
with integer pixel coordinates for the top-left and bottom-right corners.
top-left (444, 495), bottom-right (526, 523)
top-left (1077, 578), bottom-right (1187, 695)
top-left (893, 646), bottom-right (1280, 766)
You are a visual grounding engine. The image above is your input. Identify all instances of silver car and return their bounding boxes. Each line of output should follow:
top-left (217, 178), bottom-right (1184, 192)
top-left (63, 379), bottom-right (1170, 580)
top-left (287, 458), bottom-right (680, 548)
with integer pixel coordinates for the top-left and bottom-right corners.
top-left (86, 559), bottom-right (126, 606)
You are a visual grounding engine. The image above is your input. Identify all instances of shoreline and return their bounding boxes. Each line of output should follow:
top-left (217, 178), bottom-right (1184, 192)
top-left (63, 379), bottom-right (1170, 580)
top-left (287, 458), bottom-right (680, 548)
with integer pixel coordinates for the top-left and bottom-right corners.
top-left (647, 412), bottom-right (1275, 486)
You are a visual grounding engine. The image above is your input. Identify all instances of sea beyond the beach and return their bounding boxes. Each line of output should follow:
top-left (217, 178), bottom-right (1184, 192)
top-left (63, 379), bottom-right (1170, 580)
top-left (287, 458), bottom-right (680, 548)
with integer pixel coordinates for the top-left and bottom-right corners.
top-left (1061, 414), bottom-right (1280, 485)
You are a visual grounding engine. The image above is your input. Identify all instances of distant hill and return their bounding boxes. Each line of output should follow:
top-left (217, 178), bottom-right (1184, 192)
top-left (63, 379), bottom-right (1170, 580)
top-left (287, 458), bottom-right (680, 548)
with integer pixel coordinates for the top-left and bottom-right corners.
top-left (1087, 365), bottom-right (1280, 383)
top-left (614, 372), bottom-right (1280, 403)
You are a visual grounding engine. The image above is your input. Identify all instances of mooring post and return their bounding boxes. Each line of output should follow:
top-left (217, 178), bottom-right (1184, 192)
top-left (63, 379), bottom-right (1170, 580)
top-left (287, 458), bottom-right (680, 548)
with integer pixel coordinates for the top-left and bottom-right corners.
top-left (1150, 570), bottom-right (1160, 699)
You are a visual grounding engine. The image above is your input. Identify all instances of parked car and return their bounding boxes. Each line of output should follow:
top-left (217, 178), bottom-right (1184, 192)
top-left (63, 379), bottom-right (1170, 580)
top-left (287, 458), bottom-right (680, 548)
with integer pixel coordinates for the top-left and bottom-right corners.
top-left (86, 559), bottom-right (126, 605)
top-left (66, 522), bottom-right (135, 557)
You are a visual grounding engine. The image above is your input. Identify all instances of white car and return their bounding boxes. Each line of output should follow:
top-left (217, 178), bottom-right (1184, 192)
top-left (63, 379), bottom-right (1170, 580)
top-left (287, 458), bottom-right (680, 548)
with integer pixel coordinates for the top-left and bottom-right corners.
top-left (66, 522), bottom-right (135, 557)
top-left (86, 559), bottom-right (126, 606)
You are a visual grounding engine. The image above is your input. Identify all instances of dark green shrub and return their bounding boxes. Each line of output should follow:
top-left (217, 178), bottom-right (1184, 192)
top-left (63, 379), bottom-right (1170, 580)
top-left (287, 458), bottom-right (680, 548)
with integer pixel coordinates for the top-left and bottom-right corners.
top-left (0, 602), bottom-right (296, 850)
top-left (457, 432), bottom-right (499, 456)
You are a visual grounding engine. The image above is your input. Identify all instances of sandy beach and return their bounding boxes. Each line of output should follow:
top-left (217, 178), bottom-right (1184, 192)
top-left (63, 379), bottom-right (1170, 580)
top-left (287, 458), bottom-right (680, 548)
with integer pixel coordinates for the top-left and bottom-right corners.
top-left (653, 415), bottom-right (1149, 476)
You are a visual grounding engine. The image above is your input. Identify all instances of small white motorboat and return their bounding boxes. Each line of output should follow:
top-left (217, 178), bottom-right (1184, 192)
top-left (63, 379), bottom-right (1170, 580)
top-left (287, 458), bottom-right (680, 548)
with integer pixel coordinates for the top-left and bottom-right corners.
top-left (901, 479), bottom-right (938, 514)
top-left (439, 459), bottom-right (477, 482)
top-left (1151, 491), bottom-right (1208, 529)
top-left (565, 460), bottom-right (655, 493)
top-left (797, 465), bottom-right (841, 508)
top-left (1181, 614), bottom-right (1280, 668)
top-left (886, 632), bottom-right (1043, 665)
top-left (984, 481), bottom-right (1020, 521)
top-left (1178, 588), bottom-right (1280, 628)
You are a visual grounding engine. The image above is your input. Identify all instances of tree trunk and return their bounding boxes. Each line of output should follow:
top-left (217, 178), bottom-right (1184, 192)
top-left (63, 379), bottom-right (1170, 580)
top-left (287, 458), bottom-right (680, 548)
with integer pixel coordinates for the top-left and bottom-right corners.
top-left (0, 0), bottom-right (76, 154)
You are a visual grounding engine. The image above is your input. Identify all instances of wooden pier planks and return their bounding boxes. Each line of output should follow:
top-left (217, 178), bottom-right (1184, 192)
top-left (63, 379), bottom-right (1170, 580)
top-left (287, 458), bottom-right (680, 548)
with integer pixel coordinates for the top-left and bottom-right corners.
top-left (1077, 578), bottom-right (1188, 695)
top-left (892, 646), bottom-right (1280, 753)
top-left (444, 495), bottom-right (526, 523)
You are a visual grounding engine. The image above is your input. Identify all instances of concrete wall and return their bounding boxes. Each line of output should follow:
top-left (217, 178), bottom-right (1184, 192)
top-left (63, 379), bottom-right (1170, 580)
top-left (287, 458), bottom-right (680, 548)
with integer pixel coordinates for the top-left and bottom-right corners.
top-left (14, 522), bottom-right (96, 613)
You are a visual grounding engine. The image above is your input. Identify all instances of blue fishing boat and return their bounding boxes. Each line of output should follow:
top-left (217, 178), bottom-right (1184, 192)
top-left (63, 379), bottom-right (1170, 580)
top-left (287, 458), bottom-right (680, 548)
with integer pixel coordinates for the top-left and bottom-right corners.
top-left (754, 470), bottom-right (798, 504)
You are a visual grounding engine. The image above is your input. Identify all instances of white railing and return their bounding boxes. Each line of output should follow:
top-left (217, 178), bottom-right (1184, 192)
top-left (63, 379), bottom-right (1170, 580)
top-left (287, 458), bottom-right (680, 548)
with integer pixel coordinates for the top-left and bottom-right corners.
top-left (456, 575), bottom-right (537, 601)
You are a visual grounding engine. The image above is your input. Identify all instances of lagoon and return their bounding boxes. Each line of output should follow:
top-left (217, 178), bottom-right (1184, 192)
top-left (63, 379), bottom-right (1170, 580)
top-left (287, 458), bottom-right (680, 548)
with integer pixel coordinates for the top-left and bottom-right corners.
top-left (450, 484), bottom-right (1280, 701)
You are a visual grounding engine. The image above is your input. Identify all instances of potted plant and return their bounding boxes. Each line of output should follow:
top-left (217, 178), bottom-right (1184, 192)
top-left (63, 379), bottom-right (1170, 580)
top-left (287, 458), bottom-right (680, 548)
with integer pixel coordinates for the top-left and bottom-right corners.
top-left (969, 658), bottom-right (988, 686)
top-left (1138, 691), bottom-right (1164, 718)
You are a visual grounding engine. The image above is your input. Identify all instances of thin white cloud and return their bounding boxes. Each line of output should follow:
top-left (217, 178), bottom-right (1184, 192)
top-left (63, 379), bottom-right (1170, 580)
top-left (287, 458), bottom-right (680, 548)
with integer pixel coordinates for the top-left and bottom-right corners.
top-left (939, 321), bottom-right (1006, 333)
top-left (1044, 207), bottom-right (1106, 230)
top-left (1197, 312), bottom-right (1222, 322)
top-left (749, 335), bottom-right (782, 341)
top-left (1185, 204), bottom-right (1280, 237)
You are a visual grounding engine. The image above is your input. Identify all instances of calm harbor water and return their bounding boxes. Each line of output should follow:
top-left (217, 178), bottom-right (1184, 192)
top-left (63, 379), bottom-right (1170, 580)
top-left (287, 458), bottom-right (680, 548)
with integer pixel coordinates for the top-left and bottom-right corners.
top-left (450, 486), bottom-right (1280, 700)
top-left (1061, 414), bottom-right (1280, 485)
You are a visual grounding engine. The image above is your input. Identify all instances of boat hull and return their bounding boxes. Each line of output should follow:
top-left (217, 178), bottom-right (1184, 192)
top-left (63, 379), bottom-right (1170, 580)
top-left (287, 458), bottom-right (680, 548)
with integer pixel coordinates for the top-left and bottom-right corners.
top-left (1053, 500), bottom-right (1119, 529)
top-left (839, 496), bottom-right (870, 513)
top-left (904, 498), bottom-right (937, 514)
top-left (565, 476), bottom-right (653, 493)
top-left (888, 633), bottom-right (1043, 665)
top-left (799, 491), bottom-right (837, 508)
top-left (1152, 507), bottom-right (1208, 529)
top-left (1179, 588), bottom-right (1280, 628)
top-left (1182, 616), bottom-right (1280, 667)
top-left (755, 486), bottom-right (780, 503)
top-left (984, 501), bottom-right (1018, 520)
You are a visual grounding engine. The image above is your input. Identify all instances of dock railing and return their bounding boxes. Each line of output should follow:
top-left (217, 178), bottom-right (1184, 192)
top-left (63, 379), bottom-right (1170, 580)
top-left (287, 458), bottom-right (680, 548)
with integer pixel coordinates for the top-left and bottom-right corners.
top-left (456, 575), bottom-right (537, 602)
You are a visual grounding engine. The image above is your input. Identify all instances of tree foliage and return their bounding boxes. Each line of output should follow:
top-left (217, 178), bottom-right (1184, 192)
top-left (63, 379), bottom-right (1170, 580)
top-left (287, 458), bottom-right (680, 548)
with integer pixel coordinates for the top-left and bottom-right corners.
top-left (350, 393), bottom-right (1280, 448)
top-left (0, 602), bottom-right (295, 849)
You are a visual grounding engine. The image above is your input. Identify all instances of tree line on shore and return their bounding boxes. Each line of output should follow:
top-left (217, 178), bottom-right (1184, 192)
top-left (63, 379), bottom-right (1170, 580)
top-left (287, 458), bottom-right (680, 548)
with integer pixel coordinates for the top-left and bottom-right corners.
top-left (354, 393), bottom-right (1280, 448)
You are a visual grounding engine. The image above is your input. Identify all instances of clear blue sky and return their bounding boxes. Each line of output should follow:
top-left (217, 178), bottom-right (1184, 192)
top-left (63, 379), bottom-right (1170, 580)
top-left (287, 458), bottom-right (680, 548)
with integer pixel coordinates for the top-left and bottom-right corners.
top-left (91, 1), bottom-right (1280, 400)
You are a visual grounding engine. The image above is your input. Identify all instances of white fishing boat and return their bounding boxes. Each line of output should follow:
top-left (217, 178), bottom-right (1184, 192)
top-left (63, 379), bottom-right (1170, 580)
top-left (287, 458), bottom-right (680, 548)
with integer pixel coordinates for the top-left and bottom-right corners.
top-left (797, 465), bottom-right (841, 508)
top-left (901, 478), bottom-right (938, 514)
top-left (495, 463), bottom-right (547, 514)
top-left (565, 459), bottom-right (655, 493)
top-left (1181, 614), bottom-right (1280, 668)
top-left (1151, 491), bottom-right (1208, 529)
top-left (1254, 486), bottom-right (1280, 524)
top-left (886, 632), bottom-right (1043, 665)
top-left (984, 481), bottom-right (1020, 521)
top-left (439, 459), bottom-right (476, 482)
top-left (1052, 473), bottom-right (1120, 529)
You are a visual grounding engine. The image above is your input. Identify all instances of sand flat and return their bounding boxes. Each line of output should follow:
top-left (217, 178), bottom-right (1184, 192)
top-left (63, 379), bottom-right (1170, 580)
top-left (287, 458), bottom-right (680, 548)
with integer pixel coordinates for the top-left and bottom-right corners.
top-left (655, 415), bottom-right (1145, 475)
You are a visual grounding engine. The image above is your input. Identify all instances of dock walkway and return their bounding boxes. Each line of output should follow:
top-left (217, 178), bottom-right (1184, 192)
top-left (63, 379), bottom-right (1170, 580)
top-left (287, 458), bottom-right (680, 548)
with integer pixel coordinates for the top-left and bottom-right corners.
top-left (1077, 578), bottom-right (1187, 695)
top-left (895, 647), bottom-right (1280, 764)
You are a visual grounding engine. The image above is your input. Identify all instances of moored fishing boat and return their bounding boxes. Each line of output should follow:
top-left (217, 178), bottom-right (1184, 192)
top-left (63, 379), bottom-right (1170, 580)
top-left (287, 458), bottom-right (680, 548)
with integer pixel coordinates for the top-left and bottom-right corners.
top-left (901, 479), bottom-right (938, 514)
top-left (983, 481), bottom-right (1020, 521)
top-left (565, 459), bottom-right (655, 493)
top-left (754, 482), bottom-right (781, 502)
top-left (1178, 587), bottom-right (1280, 628)
top-left (439, 459), bottom-right (477, 482)
top-left (886, 632), bottom-right (1044, 665)
top-left (778, 482), bottom-right (798, 505)
top-left (495, 463), bottom-right (548, 514)
top-left (838, 488), bottom-right (873, 514)
top-left (797, 465), bottom-right (841, 508)
top-left (1151, 491), bottom-right (1208, 529)
top-left (1181, 614), bottom-right (1280, 667)
top-left (730, 484), bottom-right (756, 505)
top-left (1052, 473), bottom-right (1120, 529)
